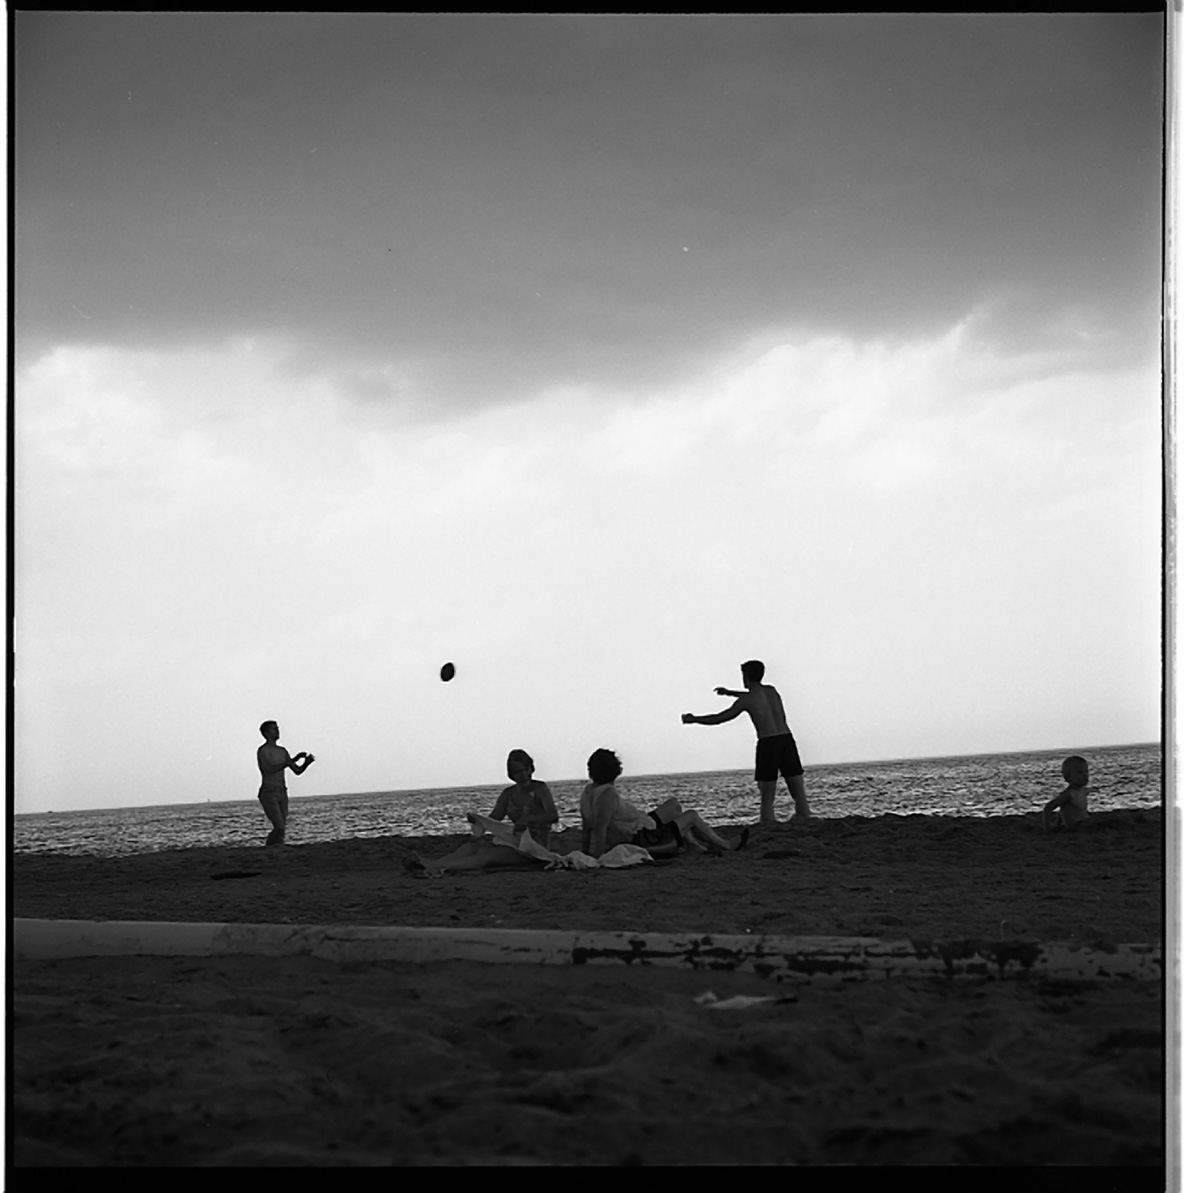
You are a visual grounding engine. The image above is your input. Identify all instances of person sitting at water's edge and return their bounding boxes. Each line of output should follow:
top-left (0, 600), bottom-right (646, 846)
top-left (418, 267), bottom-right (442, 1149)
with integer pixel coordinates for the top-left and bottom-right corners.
top-left (256, 721), bottom-right (315, 847)
top-left (682, 659), bottom-right (811, 827)
top-left (1043, 755), bottom-right (1091, 832)
top-left (404, 750), bottom-right (557, 876)
top-left (580, 748), bottom-right (748, 860)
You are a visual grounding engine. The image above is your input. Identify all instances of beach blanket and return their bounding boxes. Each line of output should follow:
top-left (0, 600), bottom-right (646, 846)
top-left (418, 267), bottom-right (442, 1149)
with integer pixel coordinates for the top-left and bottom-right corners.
top-left (466, 815), bottom-right (651, 869)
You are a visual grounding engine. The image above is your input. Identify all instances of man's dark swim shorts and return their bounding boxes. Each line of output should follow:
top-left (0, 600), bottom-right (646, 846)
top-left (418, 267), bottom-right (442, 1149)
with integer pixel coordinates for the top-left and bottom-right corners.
top-left (755, 733), bottom-right (804, 782)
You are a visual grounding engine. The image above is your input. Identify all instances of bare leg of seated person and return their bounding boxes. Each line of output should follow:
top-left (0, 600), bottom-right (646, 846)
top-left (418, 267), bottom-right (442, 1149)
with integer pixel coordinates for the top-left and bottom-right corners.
top-left (403, 838), bottom-right (485, 875)
top-left (433, 840), bottom-right (490, 867)
top-left (406, 840), bottom-right (543, 876)
top-left (670, 811), bottom-right (748, 852)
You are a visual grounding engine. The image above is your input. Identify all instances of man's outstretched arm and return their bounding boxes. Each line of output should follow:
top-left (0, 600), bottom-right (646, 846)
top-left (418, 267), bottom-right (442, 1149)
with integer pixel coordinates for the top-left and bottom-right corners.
top-left (682, 700), bottom-right (745, 726)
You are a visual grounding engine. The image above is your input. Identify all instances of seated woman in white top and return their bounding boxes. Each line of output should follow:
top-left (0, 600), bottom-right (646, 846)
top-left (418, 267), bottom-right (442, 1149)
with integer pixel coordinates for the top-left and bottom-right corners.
top-left (405, 749), bottom-right (558, 876)
top-left (580, 748), bottom-right (748, 859)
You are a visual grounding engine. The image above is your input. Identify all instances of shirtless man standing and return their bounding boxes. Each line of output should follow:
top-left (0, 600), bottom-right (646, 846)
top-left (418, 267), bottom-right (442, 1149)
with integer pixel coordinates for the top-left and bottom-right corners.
top-left (682, 660), bottom-right (811, 826)
top-left (256, 720), bottom-right (315, 846)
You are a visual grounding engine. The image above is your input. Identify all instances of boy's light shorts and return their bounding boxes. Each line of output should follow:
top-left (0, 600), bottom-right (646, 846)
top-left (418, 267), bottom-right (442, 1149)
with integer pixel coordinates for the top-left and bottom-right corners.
top-left (258, 787), bottom-right (289, 822)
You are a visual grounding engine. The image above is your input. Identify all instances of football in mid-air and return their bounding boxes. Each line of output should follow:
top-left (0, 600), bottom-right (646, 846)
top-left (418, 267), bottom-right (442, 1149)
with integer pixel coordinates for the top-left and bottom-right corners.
top-left (440, 662), bottom-right (456, 682)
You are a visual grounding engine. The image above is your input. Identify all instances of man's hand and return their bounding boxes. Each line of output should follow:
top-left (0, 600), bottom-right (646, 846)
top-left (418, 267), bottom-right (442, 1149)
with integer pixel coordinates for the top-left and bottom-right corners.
top-left (681, 713), bottom-right (696, 724)
top-left (305, 754), bottom-right (315, 764)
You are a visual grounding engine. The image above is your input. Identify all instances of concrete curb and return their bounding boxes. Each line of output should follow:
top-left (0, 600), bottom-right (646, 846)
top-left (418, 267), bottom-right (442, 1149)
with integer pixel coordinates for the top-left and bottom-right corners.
top-left (13, 920), bottom-right (1162, 981)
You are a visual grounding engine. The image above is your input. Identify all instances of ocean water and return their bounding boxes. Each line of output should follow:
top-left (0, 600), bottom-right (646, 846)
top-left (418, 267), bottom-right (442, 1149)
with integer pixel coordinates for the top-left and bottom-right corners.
top-left (13, 743), bottom-right (1161, 860)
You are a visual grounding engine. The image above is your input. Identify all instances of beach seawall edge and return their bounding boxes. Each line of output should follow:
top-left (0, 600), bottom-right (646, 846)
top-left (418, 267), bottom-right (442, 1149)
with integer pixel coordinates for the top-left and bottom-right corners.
top-left (13, 919), bottom-right (1162, 981)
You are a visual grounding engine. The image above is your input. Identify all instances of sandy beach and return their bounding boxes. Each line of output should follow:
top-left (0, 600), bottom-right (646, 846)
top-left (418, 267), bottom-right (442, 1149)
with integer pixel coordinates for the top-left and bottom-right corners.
top-left (13, 809), bottom-right (1165, 1166)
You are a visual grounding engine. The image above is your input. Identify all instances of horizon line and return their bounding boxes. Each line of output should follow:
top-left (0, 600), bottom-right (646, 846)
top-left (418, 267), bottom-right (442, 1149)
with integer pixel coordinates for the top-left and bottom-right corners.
top-left (15, 740), bottom-right (1162, 817)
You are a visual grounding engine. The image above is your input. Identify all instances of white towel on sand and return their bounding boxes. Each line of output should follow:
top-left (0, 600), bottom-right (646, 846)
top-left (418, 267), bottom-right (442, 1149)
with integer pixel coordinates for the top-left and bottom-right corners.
top-left (465, 815), bottom-right (651, 869)
top-left (542, 844), bottom-right (652, 870)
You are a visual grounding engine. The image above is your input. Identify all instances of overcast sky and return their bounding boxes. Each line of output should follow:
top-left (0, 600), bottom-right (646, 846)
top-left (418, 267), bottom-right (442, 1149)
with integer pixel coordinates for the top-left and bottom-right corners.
top-left (15, 13), bottom-right (1163, 813)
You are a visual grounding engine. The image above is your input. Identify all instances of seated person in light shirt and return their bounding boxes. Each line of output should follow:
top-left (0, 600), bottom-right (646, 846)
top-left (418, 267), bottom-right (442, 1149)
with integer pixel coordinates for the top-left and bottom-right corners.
top-left (580, 748), bottom-right (748, 859)
top-left (404, 749), bottom-right (558, 876)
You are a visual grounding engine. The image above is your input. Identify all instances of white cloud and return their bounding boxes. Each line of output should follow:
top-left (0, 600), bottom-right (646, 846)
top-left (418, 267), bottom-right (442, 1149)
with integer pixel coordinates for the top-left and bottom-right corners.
top-left (15, 320), bottom-right (1160, 811)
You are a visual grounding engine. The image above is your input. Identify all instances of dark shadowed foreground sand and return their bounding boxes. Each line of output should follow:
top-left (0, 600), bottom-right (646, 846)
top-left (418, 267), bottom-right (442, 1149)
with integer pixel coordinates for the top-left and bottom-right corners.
top-left (13, 810), bottom-right (1165, 1166)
